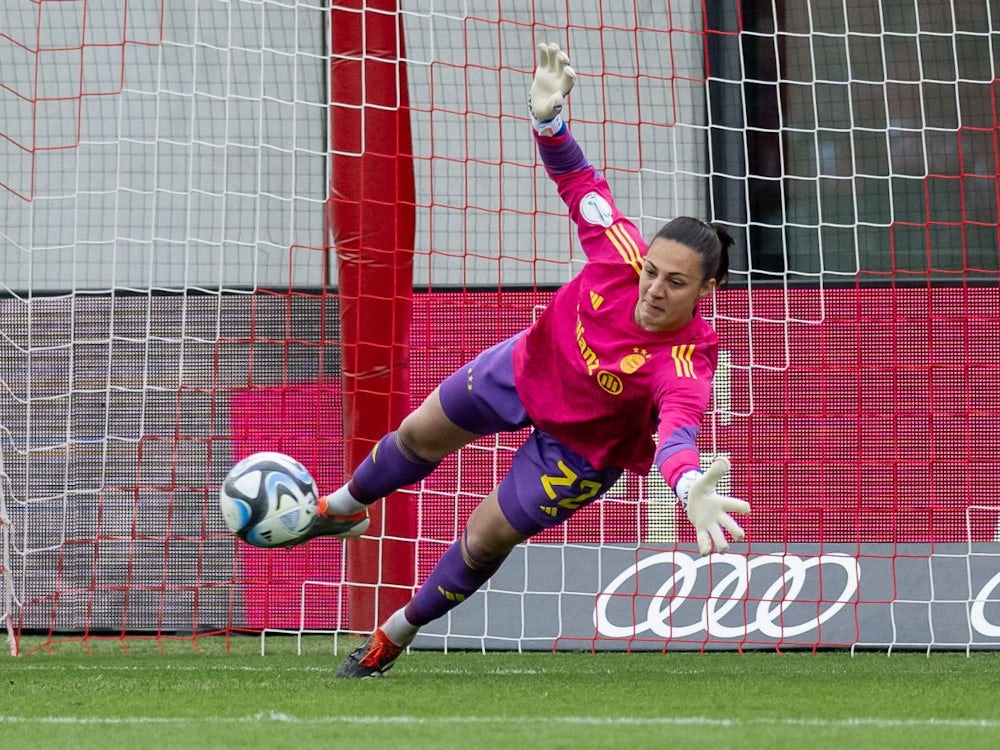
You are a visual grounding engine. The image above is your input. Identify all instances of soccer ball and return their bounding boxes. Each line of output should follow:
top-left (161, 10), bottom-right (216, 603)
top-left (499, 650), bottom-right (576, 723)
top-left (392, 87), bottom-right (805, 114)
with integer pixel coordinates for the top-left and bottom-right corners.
top-left (219, 451), bottom-right (319, 548)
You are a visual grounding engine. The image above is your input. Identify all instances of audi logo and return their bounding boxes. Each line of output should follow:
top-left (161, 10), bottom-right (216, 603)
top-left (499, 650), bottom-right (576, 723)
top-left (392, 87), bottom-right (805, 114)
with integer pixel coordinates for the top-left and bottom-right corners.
top-left (594, 552), bottom-right (860, 639)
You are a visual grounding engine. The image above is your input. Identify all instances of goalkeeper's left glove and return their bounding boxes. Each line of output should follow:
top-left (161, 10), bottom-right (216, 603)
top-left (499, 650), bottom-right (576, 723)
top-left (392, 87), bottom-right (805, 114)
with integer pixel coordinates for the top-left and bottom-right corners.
top-left (675, 457), bottom-right (751, 556)
top-left (529, 42), bottom-right (577, 136)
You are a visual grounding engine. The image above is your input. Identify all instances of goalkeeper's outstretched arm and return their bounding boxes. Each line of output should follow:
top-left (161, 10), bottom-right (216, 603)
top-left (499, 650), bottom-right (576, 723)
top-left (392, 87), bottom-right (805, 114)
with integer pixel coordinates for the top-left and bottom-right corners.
top-left (528, 43), bottom-right (644, 269)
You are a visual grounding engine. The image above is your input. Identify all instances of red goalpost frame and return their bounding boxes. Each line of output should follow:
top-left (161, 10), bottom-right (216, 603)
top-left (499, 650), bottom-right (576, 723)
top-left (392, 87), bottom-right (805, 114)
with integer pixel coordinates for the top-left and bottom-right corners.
top-left (326, 0), bottom-right (418, 632)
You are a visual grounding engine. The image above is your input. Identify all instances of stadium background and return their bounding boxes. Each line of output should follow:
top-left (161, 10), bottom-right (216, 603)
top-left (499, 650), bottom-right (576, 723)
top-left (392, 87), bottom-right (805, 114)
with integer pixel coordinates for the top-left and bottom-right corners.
top-left (1, 0), bottom-right (998, 650)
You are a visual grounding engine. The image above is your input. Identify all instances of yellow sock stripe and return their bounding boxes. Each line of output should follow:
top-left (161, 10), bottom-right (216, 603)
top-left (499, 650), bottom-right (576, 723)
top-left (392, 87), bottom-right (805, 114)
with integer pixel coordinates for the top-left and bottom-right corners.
top-left (437, 585), bottom-right (466, 603)
top-left (605, 224), bottom-right (643, 275)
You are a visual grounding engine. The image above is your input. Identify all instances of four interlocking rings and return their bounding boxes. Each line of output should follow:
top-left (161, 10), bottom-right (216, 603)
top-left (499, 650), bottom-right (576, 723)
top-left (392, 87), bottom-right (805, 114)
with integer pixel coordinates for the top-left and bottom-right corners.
top-left (594, 552), bottom-right (860, 639)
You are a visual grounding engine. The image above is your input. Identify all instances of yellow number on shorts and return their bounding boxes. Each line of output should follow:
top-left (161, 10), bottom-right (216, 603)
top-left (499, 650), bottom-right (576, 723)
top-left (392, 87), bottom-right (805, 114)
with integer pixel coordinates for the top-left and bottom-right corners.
top-left (541, 461), bottom-right (604, 511)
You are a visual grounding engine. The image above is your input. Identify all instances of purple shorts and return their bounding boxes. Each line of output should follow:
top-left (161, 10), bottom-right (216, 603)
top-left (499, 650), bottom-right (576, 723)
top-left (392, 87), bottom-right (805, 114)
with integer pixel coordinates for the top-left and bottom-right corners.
top-left (438, 333), bottom-right (531, 435)
top-left (439, 334), bottom-right (623, 537)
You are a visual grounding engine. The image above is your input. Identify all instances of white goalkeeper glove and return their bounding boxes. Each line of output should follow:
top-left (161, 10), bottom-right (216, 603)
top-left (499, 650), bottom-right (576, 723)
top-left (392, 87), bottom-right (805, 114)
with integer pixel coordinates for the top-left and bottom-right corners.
top-left (529, 42), bottom-right (577, 136)
top-left (675, 457), bottom-right (750, 556)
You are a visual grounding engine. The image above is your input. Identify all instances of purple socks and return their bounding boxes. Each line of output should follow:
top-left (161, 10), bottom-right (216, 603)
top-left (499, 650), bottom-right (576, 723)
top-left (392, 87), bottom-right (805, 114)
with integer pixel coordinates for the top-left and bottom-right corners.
top-left (349, 432), bottom-right (508, 629)
top-left (348, 431), bottom-right (439, 504)
top-left (403, 531), bottom-right (508, 627)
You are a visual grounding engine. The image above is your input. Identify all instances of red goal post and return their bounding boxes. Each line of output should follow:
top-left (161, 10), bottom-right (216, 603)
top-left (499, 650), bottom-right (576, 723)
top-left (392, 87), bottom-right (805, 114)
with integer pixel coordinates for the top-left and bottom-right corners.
top-left (1, 0), bottom-right (999, 655)
top-left (327, 0), bottom-right (418, 635)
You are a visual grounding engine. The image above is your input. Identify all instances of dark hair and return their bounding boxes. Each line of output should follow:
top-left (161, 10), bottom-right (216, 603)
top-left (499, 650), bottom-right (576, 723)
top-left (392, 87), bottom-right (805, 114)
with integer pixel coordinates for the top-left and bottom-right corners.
top-left (653, 217), bottom-right (733, 288)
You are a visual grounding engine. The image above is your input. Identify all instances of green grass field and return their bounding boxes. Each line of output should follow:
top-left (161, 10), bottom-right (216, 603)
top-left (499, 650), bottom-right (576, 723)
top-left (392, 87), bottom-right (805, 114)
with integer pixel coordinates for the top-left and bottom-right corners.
top-left (2, 635), bottom-right (999, 750)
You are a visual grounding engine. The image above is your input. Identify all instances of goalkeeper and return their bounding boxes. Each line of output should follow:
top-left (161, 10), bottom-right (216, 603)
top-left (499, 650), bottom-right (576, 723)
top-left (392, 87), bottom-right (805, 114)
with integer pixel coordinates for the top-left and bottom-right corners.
top-left (311, 42), bottom-right (751, 678)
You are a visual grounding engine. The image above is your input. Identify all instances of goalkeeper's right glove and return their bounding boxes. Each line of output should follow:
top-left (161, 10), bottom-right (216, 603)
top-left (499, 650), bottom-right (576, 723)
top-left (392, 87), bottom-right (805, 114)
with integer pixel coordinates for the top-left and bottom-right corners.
top-left (675, 457), bottom-right (751, 556)
top-left (529, 42), bottom-right (577, 136)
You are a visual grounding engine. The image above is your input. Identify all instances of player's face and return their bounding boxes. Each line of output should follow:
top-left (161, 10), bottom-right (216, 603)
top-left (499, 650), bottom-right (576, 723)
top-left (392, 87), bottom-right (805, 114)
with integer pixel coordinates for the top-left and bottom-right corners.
top-left (634, 238), bottom-right (715, 332)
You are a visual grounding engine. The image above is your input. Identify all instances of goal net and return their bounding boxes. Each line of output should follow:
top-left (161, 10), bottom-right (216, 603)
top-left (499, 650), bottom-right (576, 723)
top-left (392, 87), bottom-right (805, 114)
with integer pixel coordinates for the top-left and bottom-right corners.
top-left (2, 0), bottom-right (999, 655)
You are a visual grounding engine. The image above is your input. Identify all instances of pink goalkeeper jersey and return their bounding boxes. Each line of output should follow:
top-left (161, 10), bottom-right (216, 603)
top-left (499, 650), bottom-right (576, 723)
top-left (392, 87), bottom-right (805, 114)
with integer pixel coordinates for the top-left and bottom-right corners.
top-left (512, 128), bottom-right (718, 485)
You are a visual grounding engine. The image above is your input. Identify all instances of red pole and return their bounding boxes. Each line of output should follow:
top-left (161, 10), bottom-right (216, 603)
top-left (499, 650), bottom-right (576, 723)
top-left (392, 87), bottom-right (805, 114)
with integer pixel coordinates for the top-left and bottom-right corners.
top-left (326, 0), bottom-right (416, 632)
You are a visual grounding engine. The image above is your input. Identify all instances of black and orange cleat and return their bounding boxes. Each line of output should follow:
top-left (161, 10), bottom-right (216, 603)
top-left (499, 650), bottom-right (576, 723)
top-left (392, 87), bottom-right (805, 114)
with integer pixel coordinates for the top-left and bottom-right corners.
top-left (335, 628), bottom-right (404, 679)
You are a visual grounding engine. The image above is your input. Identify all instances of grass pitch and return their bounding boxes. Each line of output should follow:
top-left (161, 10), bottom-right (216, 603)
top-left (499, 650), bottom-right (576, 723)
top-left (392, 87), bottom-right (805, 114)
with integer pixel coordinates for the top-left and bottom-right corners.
top-left (2, 636), bottom-right (999, 750)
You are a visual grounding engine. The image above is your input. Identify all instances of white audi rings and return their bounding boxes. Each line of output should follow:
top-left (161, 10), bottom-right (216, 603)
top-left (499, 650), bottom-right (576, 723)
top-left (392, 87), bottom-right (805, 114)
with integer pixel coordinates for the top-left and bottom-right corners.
top-left (594, 552), bottom-right (860, 639)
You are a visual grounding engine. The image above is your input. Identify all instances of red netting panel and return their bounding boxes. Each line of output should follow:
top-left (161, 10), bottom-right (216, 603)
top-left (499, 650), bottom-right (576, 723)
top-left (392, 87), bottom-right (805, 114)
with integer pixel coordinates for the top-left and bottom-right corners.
top-left (411, 286), bottom-right (1000, 567)
top-left (719, 286), bottom-right (1000, 544)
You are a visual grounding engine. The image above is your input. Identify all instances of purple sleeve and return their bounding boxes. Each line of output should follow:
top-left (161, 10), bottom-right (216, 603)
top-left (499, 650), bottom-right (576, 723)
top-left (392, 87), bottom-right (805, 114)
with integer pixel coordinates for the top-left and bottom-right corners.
top-left (534, 124), bottom-right (591, 175)
top-left (655, 425), bottom-right (703, 489)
